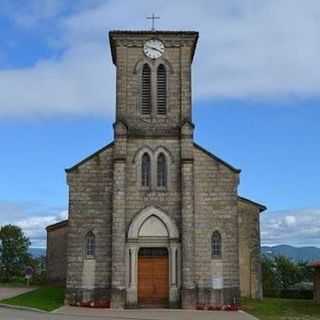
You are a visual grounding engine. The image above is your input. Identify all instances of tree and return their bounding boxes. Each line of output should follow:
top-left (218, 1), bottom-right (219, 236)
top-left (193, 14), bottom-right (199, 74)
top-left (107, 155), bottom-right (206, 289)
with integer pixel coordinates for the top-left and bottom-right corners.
top-left (262, 255), bottom-right (281, 296)
top-left (0, 225), bottom-right (31, 282)
top-left (297, 261), bottom-right (313, 283)
top-left (274, 255), bottom-right (301, 290)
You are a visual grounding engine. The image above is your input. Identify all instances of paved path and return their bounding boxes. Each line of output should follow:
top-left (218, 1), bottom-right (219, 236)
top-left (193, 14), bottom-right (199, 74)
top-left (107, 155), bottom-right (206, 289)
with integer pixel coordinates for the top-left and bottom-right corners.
top-left (54, 306), bottom-right (258, 320)
top-left (0, 306), bottom-right (258, 320)
top-left (0, 287), bottom-right (35, 300)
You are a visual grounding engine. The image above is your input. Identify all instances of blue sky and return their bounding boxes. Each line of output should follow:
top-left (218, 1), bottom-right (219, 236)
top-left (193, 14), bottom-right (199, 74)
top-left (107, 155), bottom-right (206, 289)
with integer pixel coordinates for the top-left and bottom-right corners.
top-left (0, 0), bottom-right (320, 248)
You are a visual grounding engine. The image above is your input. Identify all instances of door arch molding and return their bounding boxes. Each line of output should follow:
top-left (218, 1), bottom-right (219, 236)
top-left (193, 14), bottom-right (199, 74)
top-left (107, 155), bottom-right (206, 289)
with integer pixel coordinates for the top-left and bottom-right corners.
top-left (128, 206), bottom-right (179, 240)
top-left (126, 206), bottom-right (180, 307)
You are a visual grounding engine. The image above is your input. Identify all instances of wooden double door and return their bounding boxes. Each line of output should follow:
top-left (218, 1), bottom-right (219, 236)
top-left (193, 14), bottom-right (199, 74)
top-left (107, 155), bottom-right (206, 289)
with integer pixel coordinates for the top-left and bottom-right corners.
top-left (138, 248), bottom-right (169, 306)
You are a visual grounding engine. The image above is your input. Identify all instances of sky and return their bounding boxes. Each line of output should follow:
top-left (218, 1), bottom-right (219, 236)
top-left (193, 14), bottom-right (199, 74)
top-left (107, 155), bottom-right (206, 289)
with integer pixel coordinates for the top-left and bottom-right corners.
top-left (0, 0), bottom-right (320, 248)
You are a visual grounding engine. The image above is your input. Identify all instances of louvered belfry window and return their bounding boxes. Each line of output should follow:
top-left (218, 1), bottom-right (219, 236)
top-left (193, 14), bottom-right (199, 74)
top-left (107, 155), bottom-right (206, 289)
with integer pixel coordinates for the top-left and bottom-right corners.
top-left (141, 153), bottom-right (151, 187)
top-left (157, 153), bottom-right (167, 187)
top-left (157, 64), bottom-right (167, 115)
top-left (141, 64), bottom-right (152, 115)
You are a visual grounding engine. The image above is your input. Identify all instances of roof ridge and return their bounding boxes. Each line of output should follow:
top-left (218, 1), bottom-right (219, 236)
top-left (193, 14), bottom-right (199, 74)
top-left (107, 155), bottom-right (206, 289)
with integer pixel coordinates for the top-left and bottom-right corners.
top-left (238, 196), bottom-right (267, 212)
top-left (65, 141), bottom-right (114, 173)
top-left (194, 142), bottom-right (241, 173)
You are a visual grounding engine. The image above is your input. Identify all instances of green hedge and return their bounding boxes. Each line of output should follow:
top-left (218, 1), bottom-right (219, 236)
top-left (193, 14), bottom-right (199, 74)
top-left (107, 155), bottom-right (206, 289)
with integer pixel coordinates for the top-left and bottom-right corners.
top-left (265, 289), bottom-right (313, 300)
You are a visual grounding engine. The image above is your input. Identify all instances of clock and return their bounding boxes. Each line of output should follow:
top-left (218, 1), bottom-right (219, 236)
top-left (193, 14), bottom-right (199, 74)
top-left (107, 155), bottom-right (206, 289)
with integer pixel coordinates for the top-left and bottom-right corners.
top-left (144, 39), bottom-right (164, 59)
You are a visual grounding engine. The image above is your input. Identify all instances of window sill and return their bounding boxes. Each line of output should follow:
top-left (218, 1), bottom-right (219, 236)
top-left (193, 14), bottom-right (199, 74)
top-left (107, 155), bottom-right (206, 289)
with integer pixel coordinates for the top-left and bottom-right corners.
top-left (211, 256), bottom-right (222, 260)
top-left (140, 187), bottom-right (152, 192)
top-left (85, 256), bottom-right (96, 260)
top-left (155, 187), bottom-right (168, 192)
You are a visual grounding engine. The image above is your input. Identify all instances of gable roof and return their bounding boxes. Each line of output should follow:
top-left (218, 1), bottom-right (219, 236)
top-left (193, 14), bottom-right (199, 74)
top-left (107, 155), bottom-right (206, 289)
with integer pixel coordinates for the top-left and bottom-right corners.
top-left (238, 196), bottom-right (267, 212)
top-left (65, 142), bottom-right (114, 173)
top-left (194, 143), bottom-right (241, 173)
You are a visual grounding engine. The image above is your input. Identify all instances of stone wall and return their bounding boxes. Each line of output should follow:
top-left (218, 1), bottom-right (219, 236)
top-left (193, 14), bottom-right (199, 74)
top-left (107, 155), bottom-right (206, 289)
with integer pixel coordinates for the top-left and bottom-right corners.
top-left (193, 144), bottom-right (240, 305)
top-left (110, 31), bottom-right (198, 138)
top-left (125, 138), bottom-right (182, 232)
top-left (65, 144), bottom-right (114, 304)
top-left (46, 221), bottom-right (68, 284)
top-left (238, 198), bottom-right (263, 299)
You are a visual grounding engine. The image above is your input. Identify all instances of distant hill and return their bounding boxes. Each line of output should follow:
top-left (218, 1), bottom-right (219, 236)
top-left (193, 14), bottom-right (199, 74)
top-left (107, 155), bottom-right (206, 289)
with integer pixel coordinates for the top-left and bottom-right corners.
top-left (29, 247), bottom-right (46, 257)
top-left (262, 245), bottom-right (320, 262)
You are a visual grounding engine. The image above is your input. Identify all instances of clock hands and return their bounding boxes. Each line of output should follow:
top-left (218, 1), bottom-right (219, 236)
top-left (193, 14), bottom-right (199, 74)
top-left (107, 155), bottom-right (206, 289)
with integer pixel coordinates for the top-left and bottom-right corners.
top-left (145, 45), bottom-right (163, 54)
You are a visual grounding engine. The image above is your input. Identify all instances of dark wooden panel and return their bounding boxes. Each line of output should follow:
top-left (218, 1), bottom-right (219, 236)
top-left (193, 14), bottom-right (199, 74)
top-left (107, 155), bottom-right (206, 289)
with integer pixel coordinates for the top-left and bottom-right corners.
top-left (138, 255), bottom-right (169, 306)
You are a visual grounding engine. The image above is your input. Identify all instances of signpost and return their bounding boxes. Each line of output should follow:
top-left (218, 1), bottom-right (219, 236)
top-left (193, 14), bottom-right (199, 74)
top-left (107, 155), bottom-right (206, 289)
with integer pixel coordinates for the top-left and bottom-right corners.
top-left (25, 266), bottom-right (33, 286)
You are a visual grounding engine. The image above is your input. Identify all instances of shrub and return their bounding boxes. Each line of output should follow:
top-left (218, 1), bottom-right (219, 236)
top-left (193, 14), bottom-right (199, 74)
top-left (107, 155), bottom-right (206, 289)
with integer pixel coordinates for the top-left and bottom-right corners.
top-left (279, 289), bottom-right (313, 300)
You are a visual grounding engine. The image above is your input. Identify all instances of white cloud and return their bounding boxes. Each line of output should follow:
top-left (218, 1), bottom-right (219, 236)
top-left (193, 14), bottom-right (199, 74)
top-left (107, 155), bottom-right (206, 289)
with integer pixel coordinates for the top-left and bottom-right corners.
top-left (1, 0), bottom-right (320, 117)
top-left (261, 208), bottom-right (320, 247)
top-left (16, 210), bottom-right (67, 244)
top-left (0, 44), bottom-right (115, 117)
top-left (0, 202), bottom-right (67, 248)
top-left (284, 215), bottom-right (296, 226)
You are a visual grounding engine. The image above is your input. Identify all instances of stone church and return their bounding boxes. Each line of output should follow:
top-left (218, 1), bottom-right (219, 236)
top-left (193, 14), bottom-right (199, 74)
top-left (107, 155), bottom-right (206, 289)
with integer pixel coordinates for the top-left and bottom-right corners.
top-left (46, 30), bottom-right (266, 309)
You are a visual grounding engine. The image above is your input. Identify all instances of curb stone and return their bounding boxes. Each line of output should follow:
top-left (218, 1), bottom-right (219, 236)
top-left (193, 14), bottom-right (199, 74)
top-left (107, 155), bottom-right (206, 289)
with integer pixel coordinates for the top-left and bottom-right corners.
top-left (0, 303), bottom-right (47, 313)
top-left (0, 303), bottom-right (260, 320)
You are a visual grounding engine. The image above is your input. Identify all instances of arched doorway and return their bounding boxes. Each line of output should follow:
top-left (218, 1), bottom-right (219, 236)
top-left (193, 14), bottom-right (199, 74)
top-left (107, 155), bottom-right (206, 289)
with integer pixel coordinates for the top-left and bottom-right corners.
top-left (126, 206), bottom-right (180, 307)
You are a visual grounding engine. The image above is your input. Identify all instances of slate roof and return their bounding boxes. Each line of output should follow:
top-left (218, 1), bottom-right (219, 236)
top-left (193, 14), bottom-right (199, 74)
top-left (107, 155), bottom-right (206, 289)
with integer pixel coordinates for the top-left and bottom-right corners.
top-left (65, 142), bottom-right (114, 173)
top-left (46, 219), bottom-right (68, 231)
top-left (194, 143), bottom-right (241, 173)
top-left (238, 196), bottom-right (267, 212)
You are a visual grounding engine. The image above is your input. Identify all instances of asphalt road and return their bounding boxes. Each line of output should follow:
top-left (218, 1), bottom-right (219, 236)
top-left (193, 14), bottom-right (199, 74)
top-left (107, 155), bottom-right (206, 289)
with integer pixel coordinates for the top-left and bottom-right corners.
top-left (0, 307), bottom-right (258, 320)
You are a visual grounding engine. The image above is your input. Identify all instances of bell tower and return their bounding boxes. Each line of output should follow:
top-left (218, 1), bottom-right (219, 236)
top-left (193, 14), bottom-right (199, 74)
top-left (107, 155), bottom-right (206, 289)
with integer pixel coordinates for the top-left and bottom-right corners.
top-left (109, 31), bottom-right (198, 137)
top-left (109, 30), bottom-right (199, 308)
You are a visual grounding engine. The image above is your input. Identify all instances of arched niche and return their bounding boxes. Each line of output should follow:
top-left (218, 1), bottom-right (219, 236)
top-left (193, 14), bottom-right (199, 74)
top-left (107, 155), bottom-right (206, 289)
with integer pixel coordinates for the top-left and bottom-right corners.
top-left (128, 206), bottom-right (179, 240)
top-left (139, 215), bottom-right (168, 237)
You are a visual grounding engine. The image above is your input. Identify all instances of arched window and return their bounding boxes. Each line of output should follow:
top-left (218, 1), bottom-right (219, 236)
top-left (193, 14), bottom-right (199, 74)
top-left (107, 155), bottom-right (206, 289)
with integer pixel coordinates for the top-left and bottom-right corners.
top-left (157, 153), bottom-right (167, 187)
top-left (141, 64), bottom-right (151, 115)
top-left (211, 231), bottom-right (222, 258)
top-left (157, 64), bottom-right (167, 115)
top-left (86, 231), bottom-right (95, 257)
top-left (141, 153), bottom-right (151, 187)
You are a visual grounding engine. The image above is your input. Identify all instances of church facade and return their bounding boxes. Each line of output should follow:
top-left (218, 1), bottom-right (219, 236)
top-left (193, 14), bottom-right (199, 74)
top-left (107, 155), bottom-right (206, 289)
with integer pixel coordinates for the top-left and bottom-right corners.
top-left (46, 30), bottom-right (266, 309)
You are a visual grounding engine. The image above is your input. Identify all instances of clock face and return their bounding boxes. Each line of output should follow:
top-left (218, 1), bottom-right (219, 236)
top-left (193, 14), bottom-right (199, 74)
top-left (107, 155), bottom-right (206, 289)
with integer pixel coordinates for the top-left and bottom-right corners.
top-left (144, 39), bottom-right (164, 59)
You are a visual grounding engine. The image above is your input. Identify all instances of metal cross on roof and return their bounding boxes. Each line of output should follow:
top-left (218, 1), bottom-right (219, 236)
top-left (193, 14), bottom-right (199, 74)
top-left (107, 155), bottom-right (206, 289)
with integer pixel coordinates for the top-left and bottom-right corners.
top-left (146, 13), bottom-right (160, 31)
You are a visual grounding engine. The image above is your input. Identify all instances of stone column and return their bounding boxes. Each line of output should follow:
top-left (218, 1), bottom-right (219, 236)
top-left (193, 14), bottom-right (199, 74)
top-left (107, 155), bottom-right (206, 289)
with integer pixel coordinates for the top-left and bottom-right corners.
top-left (111, 121), bottom-right (127, 308)
top-left (169, 244), bottom-right (179, 307)
top-left (180, 121), bottom-right (196, 308)
top-left (126, 246), bottom-right (138, 306)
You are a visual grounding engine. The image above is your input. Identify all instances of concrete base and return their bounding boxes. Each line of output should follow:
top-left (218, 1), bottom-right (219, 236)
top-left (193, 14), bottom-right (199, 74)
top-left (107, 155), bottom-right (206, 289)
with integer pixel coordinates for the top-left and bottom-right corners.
top-left (181, 288), bottom-right (197, 309)
top-left (65, 287), bottom-right (110, 305)
top-left (197, 287), bottom-right (240, 305)
top-left (223, 287), bottom-right (240, 305)
top-left (126, 287), bottom-right (138, 307)
top-left (111, 288), bottom-right (126, 309)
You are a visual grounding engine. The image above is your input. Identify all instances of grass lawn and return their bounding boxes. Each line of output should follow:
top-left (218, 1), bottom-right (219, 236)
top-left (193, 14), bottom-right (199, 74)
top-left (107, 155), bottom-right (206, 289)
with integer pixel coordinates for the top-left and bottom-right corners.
top-left (0, 287), bottom-right (65, 311)
top-left (241, 297), bottom-right (320, 320)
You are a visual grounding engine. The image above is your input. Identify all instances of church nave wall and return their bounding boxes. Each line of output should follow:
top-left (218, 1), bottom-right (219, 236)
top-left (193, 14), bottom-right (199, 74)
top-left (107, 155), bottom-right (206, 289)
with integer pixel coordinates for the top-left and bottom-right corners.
top-left (193, 145), bottom-right (240, 305)
top-left (65, 145), bottom-right (114, 305)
